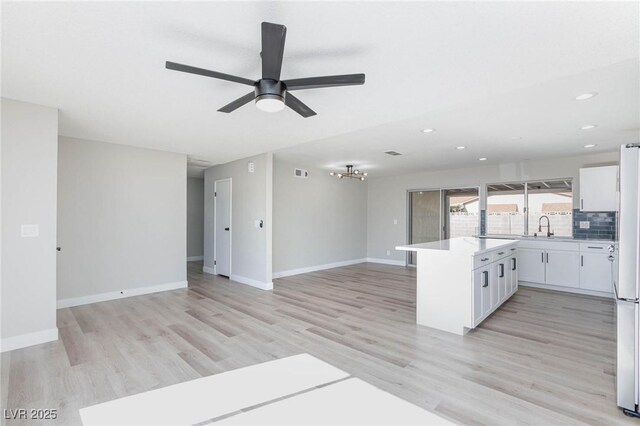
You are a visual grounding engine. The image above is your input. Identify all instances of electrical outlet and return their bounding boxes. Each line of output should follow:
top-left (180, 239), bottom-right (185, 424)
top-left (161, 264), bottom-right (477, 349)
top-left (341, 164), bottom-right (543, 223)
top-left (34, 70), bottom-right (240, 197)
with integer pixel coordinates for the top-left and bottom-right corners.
top-left (21, 224), bottom-right (39, 237)
top-left (579, 221), bottom-right (590, 229)
top-left (386, 250), bottom-right (391, 256)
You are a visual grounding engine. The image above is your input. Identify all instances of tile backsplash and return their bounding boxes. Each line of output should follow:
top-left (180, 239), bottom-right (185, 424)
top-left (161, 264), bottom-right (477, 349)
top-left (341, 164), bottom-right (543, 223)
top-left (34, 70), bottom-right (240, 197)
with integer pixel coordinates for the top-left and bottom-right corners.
top-left (572, 209), bottom-right (617, 241)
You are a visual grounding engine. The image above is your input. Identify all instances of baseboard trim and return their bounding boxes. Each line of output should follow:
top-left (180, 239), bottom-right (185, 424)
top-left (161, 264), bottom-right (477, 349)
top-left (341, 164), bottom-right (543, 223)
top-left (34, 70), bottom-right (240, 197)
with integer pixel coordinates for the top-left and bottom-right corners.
top-left (365, 258), bottom-right (406, 266)
top-left (57, 281), bottom-right (189, 309)
top-left (519, 281), bottom-right (614, 299)
top-left (203, 266), bottom-right (215, 275)
top-left (273, 258), bottom-right (367, 279)
top-left (1, 327), bottom-right (58, 353)
top-left (187, 256), bottom-right (204, 262)
top-left (230, 274), bottom-right (273, 290)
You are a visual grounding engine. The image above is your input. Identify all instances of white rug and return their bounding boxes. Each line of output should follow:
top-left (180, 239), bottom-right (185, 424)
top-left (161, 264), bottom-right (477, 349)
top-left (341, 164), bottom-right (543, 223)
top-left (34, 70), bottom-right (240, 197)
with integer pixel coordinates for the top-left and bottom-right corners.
top-left (216, 377), bottom-right (452, 425)
top-left (80, 353), bottom-right (452, 425)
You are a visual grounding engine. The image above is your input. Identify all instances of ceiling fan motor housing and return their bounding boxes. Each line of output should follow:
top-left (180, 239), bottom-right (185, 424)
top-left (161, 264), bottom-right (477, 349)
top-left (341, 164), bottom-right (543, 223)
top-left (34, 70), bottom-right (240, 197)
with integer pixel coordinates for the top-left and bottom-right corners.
top-left (255, 79), bottom-right (286, 103)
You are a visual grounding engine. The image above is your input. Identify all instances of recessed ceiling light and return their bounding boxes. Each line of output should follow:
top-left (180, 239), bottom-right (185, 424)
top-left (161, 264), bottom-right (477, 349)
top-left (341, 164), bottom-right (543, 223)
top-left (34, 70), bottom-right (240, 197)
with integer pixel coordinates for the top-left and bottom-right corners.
top-left (584, 144), bottom-right (597, 148)
top-left (422, 128), bottom-right (435, 133)
top-left (580, 124), bottom-right (598, 130)
top-left (478, 157), bottom-right (487, 161)
top-left (456, 146), bottom-right (466, 150)
top-left (575, 92), bottom-right (598, 101)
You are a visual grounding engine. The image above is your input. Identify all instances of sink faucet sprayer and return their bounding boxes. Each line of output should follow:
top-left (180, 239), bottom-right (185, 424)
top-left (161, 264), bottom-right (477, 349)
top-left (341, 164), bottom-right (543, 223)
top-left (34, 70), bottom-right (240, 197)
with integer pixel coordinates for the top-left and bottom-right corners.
top-left (538, 215), bottom-right (554, 238)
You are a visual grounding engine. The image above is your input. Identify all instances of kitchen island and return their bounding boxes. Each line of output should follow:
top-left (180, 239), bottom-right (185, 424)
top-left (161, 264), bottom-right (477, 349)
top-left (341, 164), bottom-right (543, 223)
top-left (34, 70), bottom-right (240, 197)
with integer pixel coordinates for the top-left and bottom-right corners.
top-left (396, 237), bottom-right (518, 335)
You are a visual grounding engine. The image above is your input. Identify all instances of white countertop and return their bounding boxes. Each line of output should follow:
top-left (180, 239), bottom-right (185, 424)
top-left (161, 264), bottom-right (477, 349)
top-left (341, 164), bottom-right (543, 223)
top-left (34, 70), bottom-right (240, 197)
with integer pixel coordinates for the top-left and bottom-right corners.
top-left (479, 234), bottom-right (617, 244)
top-left (396, 237), bottom-right (518, 255)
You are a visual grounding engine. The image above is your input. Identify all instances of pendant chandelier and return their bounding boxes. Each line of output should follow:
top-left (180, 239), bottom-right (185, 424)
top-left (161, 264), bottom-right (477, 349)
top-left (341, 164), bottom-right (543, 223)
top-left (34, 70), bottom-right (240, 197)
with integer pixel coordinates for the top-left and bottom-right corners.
top-left (329, 165), bottom-right (367, 181)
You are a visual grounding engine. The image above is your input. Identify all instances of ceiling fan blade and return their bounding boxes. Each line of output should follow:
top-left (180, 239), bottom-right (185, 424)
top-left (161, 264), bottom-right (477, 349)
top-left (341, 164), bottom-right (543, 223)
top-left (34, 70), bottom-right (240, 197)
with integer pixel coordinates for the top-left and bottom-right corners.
top-left (218, 92), bottom-right (256, 113)
top-left (166, 61), bottom-right (255, 86)
top-left (285, 93), bottom-right (316, 118)
top-left (283, 74), bottom-right (365, 91)
top-left (261, 22), bottom-right (287, 80)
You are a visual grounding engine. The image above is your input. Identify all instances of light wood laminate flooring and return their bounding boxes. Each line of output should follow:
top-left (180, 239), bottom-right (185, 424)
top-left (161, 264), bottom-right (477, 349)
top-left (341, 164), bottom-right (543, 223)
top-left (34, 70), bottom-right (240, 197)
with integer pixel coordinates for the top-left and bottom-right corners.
top-left (1, 262), bottom-right (633, 425)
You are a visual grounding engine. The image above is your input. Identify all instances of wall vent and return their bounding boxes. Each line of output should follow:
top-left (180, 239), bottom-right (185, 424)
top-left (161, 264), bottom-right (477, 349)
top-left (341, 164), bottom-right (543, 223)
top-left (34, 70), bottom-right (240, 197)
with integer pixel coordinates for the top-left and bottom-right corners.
top-left (384, 151), bottom-right (402, 156)
top-left (294, 168), bottom-right (309, 178)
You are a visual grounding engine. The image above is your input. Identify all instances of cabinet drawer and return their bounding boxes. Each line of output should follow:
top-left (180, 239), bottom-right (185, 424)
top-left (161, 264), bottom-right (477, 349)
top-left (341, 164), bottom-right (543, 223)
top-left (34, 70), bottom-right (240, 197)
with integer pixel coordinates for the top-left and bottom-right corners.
top-left (518, 240), bottom-right (578, 252)
top-left (473, 253), bottom-right (493, 269)
top-left (579, 242), bottom-right (614, 253)
top-left (494, 247), bottom-right (514, 261)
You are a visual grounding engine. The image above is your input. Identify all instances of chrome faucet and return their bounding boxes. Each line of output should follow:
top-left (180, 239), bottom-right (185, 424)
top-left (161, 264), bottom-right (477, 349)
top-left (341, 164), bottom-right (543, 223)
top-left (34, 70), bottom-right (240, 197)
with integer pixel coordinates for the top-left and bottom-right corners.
top-left (538, 215), bottom-right (554, 238)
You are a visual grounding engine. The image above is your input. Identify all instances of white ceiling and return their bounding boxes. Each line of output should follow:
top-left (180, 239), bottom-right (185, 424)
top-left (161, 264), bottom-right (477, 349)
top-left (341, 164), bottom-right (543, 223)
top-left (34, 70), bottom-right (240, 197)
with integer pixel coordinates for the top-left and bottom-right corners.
top-left (2, 1), bottom-right (639, 177)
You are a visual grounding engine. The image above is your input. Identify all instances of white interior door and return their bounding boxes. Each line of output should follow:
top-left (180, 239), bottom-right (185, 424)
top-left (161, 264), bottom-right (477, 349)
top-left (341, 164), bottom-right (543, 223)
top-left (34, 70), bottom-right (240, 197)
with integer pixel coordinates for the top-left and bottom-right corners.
top-left (215, 179), bottom-right (231, 277)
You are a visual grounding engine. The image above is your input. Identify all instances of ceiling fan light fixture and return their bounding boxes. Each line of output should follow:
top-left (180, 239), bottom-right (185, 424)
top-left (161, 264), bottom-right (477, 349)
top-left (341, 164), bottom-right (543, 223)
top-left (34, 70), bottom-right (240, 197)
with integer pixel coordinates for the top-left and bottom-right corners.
top-left (255, 95), bottom-right (285, 112)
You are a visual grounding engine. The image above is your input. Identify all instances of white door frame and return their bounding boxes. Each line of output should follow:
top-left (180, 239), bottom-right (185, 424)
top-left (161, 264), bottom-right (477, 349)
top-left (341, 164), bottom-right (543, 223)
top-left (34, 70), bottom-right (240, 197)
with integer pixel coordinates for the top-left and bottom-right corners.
top-left (214, 178), bottom-right (232, 276)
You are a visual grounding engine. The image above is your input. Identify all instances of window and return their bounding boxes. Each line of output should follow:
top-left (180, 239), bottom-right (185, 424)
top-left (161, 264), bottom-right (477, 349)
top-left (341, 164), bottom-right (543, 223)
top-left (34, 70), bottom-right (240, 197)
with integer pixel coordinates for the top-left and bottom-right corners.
top-left (485, 179), bottom-right (573, 237)
top-left (486, 183), bottom-right (525, 235)
top-left (527, 180), bottom-right (573, 237)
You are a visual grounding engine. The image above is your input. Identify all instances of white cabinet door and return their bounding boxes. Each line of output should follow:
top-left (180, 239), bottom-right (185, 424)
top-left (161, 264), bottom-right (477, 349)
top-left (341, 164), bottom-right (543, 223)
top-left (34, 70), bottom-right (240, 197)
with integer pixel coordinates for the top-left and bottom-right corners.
top-left (545, 250), bottom-right (580, 288)
top-left (497, 260), bottom-right (507, 302)
top-left (473, 266), bottom-right (491, 325)
top-left (579, 166), bottom-right (618, 212)
top-left (518, 248), bottom-right (545, 283)
top-left (508, 255), bottom-right (517, 294)
top-left (490, 263), bottom-right (501, 309)
top-left (481, 268), bottom-right (491, 316)
top-left (580, 253), bottom-right (613, 293)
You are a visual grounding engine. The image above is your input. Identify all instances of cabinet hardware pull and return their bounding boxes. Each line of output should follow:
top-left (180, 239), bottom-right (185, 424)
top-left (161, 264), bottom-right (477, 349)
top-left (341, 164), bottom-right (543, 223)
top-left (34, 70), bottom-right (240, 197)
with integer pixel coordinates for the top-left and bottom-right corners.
top-left (541, 252), bottom-right (544, 263)
top-left (499, 264), bottom-right (505, 278)
top-left (481, 257), bottom-right (489, 261)
top-left (587, 246), bottom-right (602, 249)
top-left (546, 252), bottom-right (549, 263)
top-left (510, 248), bottom-right (516, 251)
top-left (581, 255), bottom-right (583, 267)
top-left (482, 270), bottom-right (489, 287)
top-left (498, 251), bottom-right (505, 255)
top-left (512, 258), bottom-right (516, 271)
top-left (581, 199), bottom-right (584, 210)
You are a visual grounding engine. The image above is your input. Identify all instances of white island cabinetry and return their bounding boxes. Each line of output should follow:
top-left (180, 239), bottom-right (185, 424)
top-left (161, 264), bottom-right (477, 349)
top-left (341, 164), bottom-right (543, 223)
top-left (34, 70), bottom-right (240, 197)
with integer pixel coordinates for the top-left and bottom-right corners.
top-left (397, 238), bottom-right (518, 335)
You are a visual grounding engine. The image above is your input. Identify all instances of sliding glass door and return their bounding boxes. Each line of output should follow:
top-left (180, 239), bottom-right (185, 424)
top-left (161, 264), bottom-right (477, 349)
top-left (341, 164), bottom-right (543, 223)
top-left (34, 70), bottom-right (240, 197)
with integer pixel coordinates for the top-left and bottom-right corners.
top-left (408, 187), bottom-right (479, 265)
top-left (443, 188), bottom-right (480, 239)
top-left (409, 191), bottom-right (441, 265)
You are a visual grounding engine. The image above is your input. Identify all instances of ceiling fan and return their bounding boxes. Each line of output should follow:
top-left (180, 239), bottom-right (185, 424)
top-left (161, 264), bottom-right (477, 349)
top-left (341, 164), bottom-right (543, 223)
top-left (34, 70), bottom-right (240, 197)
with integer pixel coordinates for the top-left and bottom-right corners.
top-left (166, 22), bottom-right (365, 118)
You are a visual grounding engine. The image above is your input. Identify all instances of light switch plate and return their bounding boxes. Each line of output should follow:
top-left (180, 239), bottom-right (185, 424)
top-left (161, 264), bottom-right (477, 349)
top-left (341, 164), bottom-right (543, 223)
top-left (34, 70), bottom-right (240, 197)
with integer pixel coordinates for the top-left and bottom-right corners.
top-left (393, 219), bottom-right (398, 225)
top-left (579, 221), bottom-right (590, 229)
top-left (21, 224), bottom-right (39, 237)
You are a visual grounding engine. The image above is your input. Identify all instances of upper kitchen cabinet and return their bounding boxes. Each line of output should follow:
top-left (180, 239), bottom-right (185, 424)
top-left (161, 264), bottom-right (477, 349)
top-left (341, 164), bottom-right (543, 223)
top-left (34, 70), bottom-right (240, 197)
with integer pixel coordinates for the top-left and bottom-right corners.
top-left (579, 165), bottom-right (619, 212)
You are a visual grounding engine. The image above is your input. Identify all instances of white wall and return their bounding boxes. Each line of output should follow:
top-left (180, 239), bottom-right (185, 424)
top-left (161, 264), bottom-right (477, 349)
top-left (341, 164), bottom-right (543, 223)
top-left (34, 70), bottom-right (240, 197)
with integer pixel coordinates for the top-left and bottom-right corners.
top-left (367, 151), bottom-right (619, 263)
top-left (57, 137), bottom-right (187, 305)
top-left (204, 153), bottom-right (273, 289)
top-left (187, 177), bottom-right (204, 260)
top-left (1, 98), bottom-right (58, 351)
top-left (273, 159), bottom-right (368, 276)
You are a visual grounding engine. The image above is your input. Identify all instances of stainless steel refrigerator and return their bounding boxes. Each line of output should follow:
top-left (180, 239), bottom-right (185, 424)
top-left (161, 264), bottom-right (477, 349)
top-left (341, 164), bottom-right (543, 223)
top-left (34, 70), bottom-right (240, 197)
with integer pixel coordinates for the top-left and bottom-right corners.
top-left (617, 143), bottom-right (640, 417)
